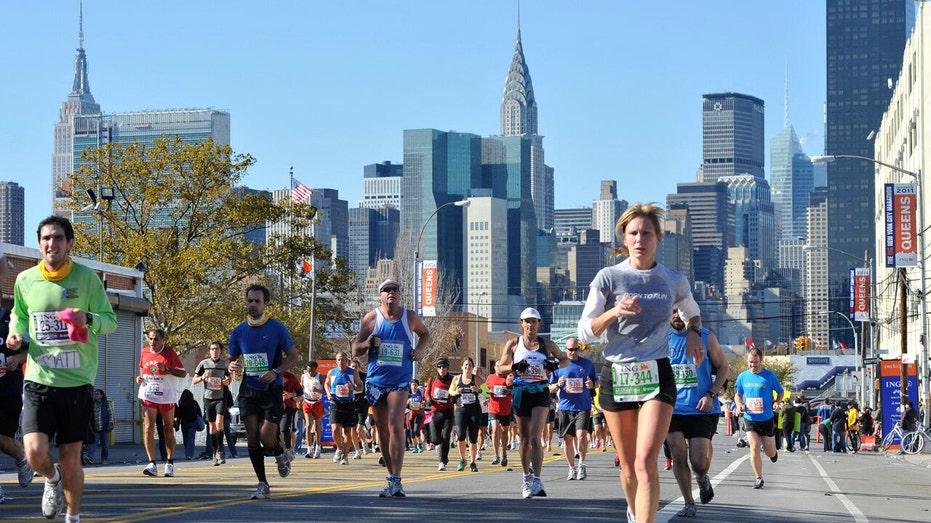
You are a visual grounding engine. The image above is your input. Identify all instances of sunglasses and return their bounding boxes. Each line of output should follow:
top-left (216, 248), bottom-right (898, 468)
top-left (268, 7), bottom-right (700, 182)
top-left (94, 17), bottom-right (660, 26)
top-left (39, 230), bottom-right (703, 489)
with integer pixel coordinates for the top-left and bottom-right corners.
top-left (381, 287), bottom-right (399, 293)
top-left (567, 348), bottom-right (580, 352)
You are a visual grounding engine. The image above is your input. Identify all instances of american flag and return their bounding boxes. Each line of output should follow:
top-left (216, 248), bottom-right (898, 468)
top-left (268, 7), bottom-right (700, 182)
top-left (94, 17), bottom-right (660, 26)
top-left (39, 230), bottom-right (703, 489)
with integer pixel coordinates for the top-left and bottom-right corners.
top-left (291, 178), bottom-right (313, 204)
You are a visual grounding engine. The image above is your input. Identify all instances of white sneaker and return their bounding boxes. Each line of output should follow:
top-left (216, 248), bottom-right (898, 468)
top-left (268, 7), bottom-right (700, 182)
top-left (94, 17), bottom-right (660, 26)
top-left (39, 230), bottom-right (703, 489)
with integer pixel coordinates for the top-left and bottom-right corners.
top-left (164, 463), bottom-right (174, 477)
top-left (41, 465), bottom-right (64, 518)
top-left (250, 481), bottom-right (270, 500)
top-left (531, 477), bottom-right (546, 497)
top-left (577, 462), bottom-right (587, 480)
top-left (567, 466), bottom-right (577, 480)
top-left (521, 478), bottom-right (534, 499)
top-left (333, 450), bottom-right (342, 463)
top-left (340, 457), bottom-right (348, 465)
top-left (353, 450), bottom-right (363, 459)
top-left (143, 462), bottom-right (158, 476)
top-left (438, 462), bottom-right (446, 471)
top-left (313, 446), bottom-right (321, 459)
top-left (476, 450), bottom-right (483, 461)
top-left (18, 459), bottom-right (35, 488)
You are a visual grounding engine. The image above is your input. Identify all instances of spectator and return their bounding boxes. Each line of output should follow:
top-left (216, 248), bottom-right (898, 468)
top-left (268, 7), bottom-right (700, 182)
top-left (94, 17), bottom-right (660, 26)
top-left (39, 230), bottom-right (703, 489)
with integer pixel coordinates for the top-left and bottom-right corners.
top-left (83, 389), bottom-right (113, 464)
top-left (859, 407), bottom-right (875, 437)
top-left (793, 395), bottom-right (810, 451)
top-left (830, 402), bottom-right (848, 453)
top-left (175, 389), bottom-right (203, 460)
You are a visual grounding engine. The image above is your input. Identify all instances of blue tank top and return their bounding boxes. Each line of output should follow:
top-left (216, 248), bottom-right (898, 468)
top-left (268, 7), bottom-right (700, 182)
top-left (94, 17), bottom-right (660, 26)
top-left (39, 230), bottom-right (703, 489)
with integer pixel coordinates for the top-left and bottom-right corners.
top-left (328, 366), bottom-right (356, 402)
top-left (669, 328), bottom-right (721, 416)
top-left (367, 307), bottom-right (414, 387)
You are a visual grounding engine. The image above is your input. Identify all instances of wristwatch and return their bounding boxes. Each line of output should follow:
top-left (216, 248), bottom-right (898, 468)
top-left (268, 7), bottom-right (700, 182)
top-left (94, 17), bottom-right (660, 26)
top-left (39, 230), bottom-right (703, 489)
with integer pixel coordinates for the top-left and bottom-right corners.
top-left (272, 368), bottom-right (282, 376)
top-left (86, 313), bottom-right (94, 326)
top-left (706, 390), bottom-right (716, 398)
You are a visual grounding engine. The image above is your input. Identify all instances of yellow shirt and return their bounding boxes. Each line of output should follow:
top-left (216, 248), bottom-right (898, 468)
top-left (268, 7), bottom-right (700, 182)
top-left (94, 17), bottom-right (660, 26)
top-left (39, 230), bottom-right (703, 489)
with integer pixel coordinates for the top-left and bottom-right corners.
top-left (847, 408), bottom-right (859, 431)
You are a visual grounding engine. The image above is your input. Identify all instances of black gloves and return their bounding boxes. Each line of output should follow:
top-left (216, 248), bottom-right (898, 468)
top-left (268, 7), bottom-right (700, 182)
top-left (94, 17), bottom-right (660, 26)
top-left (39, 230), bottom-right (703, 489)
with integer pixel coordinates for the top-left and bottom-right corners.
top-left (544, 359), bottom-right (559, 372)
top-left (512, 360), bottom-right (530, 373)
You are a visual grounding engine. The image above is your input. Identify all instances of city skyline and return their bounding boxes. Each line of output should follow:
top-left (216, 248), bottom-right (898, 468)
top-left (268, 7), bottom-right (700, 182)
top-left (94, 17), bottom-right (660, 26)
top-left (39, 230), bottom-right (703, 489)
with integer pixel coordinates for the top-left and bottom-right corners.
top-left (3, 2), bottom-right (827, 248)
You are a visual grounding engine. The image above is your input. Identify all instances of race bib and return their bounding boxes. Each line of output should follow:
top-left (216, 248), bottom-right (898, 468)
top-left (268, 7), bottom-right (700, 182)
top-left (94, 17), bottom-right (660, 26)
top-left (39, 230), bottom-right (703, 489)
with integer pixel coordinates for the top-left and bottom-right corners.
top-left (304, 376), bottom-right (323, 401)
top-left (611, 360), bottom-right (660, 403)
top-left (746, 397), bottom-right (764, 414)
top-left (335, 383), bottom-right (350, 398)
top-left (378, 341), bottom-right (404, 366)
top-left (493, 385), bottom-right (508, 397)
top-left (433, 387), bottom-right (449, 401)
top-left (566, 377), bottom-right (584, 394)
top-left (144, 375), bottom-right (165, 398)
top-left (672, 364), bottom-right (698, 388)
top-left (205, 376), bottom-right (223, 391)
top-left (242, 353), bottom-right (269, 376)
top-left (410, 400), bottom-right (422, 410)
top-left (32, 311), bottom-right (71, 347)
top-left (460, 392), bottom-right (477, 405)
top-left (519, 362), bottom-right (546, 383)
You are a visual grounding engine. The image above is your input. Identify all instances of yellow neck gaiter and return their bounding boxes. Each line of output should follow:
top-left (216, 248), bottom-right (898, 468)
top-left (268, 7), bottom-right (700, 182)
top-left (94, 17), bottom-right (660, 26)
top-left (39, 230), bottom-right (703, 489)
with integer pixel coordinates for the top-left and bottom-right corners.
top-left (247, 313), bottom-right (269, 327)
top-left (39, 258), bottom-right (74, 282)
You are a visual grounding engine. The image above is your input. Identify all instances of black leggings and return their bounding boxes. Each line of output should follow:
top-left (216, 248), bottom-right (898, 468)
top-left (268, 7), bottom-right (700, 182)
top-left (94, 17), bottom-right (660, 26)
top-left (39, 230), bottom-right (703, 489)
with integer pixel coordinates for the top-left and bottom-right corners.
top-left (430, 409), bottom-right (454, 464)
top-left (455, 404), bottom-right (482, 443)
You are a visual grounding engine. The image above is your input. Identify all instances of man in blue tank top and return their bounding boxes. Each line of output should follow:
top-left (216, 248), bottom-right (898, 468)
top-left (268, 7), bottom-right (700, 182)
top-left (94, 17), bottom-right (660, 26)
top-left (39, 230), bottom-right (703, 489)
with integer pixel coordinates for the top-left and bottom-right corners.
top-left (352, 279), bottom-right (430, 498)
top-left (666, 309), bottom-right (728, 517)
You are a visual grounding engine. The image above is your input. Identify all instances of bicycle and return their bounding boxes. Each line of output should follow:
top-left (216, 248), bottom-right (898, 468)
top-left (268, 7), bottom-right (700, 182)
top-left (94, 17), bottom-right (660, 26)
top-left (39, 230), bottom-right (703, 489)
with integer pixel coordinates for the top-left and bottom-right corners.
top-left (881, 421), bottom-right (906, 451)
top-left (900, 423), bottom-right (931, 455)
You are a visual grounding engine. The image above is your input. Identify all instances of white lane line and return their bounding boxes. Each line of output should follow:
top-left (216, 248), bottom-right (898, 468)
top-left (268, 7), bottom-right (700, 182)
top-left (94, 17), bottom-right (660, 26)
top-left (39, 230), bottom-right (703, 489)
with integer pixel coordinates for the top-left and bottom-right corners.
top-left (655, 453), bottom-right (749, 523)
top-left (807, 453), bottom-right (869, 523)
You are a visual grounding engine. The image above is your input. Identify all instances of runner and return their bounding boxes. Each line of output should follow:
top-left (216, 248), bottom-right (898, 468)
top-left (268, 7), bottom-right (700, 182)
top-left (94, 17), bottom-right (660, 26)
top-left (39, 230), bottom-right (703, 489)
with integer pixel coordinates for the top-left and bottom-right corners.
top-left (426, 358), bottom-right (455, 471)
top-left (450, 357), bottom-right (484, 472)
top-left (352, 279), bottom-right (430, 497)
top-left (0, 245), bottom-right (35, 504)
top-left (325, 351), bottom-right (363, 465)
top-left (548, 337), bottom-right (598, 481)
top-left (733, 347), bottom-right (783, 489)
top-left (495, 307), bottom-right (567, 499)
top-left (8, 216), bottom-right (117, 521)
top-left (485, 364), bottom-right (514, 466)
top-left (279, 369), bottom-right (302, 460)
top-left (227, 284), bottom-right (299, 500)
top-left (137, 328), bottom-right (187, 477)
top-left (300, 361), bottom-right (326, 459)
top-left (191, 341), bottom-right (232, 466)
top-left (407, 380), bottom-right (426, 453)
top-left (349, 358), bottom-right (370, 457)
top-left (666, 308), bottom-right (728, 517)
top-left (578, 203), bottom-right (703, 523)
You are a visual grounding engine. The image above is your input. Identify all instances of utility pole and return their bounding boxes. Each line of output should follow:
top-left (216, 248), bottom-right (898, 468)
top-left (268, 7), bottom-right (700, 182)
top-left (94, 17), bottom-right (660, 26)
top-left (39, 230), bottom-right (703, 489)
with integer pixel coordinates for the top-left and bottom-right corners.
top-left (900, 268), bottom-right (909, 408)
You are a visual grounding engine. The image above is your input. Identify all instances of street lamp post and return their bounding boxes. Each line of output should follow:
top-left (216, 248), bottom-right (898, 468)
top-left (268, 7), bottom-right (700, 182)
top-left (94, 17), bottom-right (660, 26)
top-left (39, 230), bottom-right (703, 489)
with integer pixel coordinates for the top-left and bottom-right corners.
top-left (475, 291), bottom-right (487, 370)
top-left (812, 154), bottom-right (927, 420)
top-left (820, 310), bottom-right (861, 405)
top-left (82, 187), bottom-right (116, 262)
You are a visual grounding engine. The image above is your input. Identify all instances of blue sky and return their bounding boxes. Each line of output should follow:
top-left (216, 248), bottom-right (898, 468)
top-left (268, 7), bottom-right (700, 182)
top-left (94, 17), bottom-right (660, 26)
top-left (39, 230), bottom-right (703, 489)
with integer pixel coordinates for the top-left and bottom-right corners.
top-left (3, 1), bottom-right (829, 249)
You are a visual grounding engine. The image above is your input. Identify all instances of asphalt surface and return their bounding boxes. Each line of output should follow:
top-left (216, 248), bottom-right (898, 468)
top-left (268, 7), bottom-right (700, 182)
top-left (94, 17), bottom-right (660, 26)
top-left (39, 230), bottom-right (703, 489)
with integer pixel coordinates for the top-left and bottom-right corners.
top-left (2, 427), bottom-right (931, 522)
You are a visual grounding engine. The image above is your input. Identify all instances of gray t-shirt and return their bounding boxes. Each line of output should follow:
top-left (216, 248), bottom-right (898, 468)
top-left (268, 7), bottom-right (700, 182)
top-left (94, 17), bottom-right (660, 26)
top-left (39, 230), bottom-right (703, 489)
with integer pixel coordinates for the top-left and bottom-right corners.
top-left (578, 259), bottom-right (699, 363)
top-left (195, 358), bottom-right (230, 401)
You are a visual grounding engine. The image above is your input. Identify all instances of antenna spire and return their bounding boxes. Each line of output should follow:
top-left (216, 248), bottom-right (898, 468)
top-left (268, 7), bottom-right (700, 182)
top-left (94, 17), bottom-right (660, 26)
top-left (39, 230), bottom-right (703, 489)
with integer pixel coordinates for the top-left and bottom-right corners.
top-left (784, 58), bottom-right (789, 128)
top-left (79, 0), bottom-right (84, 49)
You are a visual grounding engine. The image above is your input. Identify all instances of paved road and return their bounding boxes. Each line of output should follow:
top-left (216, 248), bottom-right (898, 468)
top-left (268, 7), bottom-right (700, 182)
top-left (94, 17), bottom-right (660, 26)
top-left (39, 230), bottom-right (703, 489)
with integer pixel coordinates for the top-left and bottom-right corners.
top-left (2, 431), bottom-right (930, 522)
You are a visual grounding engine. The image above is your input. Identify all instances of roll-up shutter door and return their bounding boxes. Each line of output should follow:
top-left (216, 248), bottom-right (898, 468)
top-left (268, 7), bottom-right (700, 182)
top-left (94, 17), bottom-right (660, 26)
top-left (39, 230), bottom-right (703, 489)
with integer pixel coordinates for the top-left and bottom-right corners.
top-left (93, 309), bottom-right (142, 444)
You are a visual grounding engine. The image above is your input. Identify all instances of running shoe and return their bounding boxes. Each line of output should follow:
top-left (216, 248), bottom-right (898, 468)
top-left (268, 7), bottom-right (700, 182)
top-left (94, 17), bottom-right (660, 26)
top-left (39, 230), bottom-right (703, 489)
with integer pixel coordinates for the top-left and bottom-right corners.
top-left (333, 450), bottom-right (342, 463)
top-left (676, 502), bottom-right (696, 517)
top-left (753, 478), bottom-right (764, 489)
top-left (18, 459), bottom-right (35, 488)
top-left (378, 455), bottom-right (386, 467)
top-left (567, 466), bottom-right (577, 481)
top-left (501, 454), bottom-right (508, 467)
top-left (41, 465), bottom-right (64, 519)
top-left (627, 510), bottom-right (636, 522)
top-left (143, 462), bottom-right (158, 476)
top-left (392, 478), bottom-right (406, 498)
top-left (438, 462), bottom-right (446, 471)
top-left (250, 482), bottom-right (270, 500)
top-left (531, 477), bottom-right (546, 497)
top-left (81, 454), bottom-right (93, 465)
top-left (213, 453), bottom-right (220, 466)
top-left (476, 450), bottom-right (483, 461)
top-left (276, 452), bottom-right (292, 477)
top-left (378, 478), bottom-right (393, 498)
top-left (521, 478), bottom-right (534, 499)
top-left (340, 457), bottom-right (348, 465)
top-left (577, 462), bottom-right (587, 480)
top-left (313, 446), bottom-right (321, 459)
top-left (664, 458), bottom-right (672, 470)
top-left (164, 463), bottom-right (174, 477)
top-left (491, 455), bottom-right (501, 465)
top-left (770, 451), bottom-right (778, 463)
top-left (457, 460), bottom-right (466, 471)
top-left (219, 455), bottom-right (226, 465)
top-left (353, 450), bottom-right (363, 459)
top-left (697, 475), bottom-right (714, 504)
top-left (469, 462), bottom-right (478, 472)
top-left (305, 450), bottom-right (313, 458)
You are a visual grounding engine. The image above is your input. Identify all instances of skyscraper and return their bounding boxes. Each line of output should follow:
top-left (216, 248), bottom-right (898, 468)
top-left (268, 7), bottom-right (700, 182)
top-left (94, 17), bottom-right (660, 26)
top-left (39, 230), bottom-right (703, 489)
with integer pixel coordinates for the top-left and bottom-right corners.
top-left (0, 182), bottom-right (25, 245)
top-left (666, 182), bottom-right (734, 292)
top-left (700, 93), bottom-right (765, 182)
top-left (718, 174), bottom-right (777, 270)
top-left (359, 161), bottom-right (403, 210)
top-left (464, 191), bottom-right (509, 331)
top-left (592, 180), bottom-right (627, 249)
top-left (826, 0), bottom-right (913, 343)
top-left (770, 70), bottom-right (814, 243)
top-left (52, 4), bottom-right (101, 218)
top-left (500, 22), bottom-right (553, 231)
top-left (348, 205), bottom-right (399, 281)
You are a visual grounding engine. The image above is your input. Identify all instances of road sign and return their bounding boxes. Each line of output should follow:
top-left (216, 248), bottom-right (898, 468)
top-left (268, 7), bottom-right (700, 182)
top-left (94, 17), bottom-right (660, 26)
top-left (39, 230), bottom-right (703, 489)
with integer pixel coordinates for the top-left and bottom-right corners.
top-left (863, 357), bottom-right (879, 365)
top-left (873, 349), bottom-right (888, 355)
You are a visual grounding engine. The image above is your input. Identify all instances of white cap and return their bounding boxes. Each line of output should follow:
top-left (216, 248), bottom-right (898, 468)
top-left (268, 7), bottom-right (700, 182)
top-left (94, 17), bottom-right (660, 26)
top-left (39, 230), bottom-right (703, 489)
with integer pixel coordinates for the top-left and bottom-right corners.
top-left (378, 279), bottom-right (400, 292)
top-left (519, 307), bottom-right (542, 320)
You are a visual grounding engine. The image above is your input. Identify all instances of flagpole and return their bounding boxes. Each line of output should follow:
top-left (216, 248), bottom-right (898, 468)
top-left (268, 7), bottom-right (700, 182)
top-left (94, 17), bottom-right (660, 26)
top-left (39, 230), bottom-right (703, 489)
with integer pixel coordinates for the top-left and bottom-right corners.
top-left (309, 258), bottom-right (316, 361)
top-left (288, 166), bottom-right (294, 316)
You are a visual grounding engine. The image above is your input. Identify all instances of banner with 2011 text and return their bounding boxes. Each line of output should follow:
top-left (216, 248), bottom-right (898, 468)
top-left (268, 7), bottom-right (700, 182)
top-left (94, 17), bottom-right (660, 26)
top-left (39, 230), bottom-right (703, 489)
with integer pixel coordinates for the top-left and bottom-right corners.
top-left (884, 183), bottom-right (917, 268)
